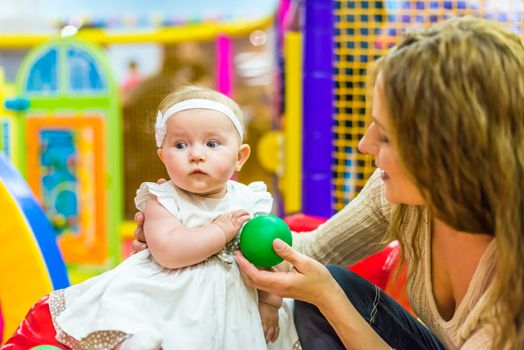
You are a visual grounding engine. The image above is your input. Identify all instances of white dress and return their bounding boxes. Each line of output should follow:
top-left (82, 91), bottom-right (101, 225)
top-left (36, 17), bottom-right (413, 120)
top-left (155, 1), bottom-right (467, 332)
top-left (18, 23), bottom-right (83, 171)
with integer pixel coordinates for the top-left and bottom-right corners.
top-left (48, 180), bottom-right (300, 350)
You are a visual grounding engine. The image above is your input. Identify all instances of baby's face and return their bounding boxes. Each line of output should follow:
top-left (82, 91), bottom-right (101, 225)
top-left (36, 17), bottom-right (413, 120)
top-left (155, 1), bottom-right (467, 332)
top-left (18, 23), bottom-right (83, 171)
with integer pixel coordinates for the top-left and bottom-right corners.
top-left (158, 108), bottom-right (247, 198)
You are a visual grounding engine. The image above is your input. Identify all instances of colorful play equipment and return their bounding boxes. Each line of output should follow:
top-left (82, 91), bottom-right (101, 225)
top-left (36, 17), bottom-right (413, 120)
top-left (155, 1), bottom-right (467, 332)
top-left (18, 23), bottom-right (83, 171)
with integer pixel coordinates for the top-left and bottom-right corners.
top-left (3, 36), bottom-right (123, 284)
top-left (0, 153), bottom-right (69, 343)
top-left (265, 0), bottom-right (524, 218)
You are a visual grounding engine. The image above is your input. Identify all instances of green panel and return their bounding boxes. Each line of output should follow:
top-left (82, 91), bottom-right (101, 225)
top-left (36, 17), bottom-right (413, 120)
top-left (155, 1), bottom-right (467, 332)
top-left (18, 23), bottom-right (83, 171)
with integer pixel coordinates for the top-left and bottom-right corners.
top-left (15, 36), bottom-right (123, 278)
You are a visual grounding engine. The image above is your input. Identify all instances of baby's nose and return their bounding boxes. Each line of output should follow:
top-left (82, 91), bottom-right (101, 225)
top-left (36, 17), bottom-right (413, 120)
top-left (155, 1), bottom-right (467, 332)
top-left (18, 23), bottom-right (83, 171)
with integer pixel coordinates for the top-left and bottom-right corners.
top-left (189, 147), bottom-right (206, 162)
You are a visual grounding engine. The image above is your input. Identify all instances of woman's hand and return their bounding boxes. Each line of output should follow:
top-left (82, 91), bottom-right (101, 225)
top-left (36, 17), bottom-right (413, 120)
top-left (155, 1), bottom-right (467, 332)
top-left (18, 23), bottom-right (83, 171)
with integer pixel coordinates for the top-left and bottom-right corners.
top-left (236, 239), bottom-right (338, 306)
top-left (131, 178), bottom-right (167, 254)
top-left (131, 211), bottom-right (148, 254)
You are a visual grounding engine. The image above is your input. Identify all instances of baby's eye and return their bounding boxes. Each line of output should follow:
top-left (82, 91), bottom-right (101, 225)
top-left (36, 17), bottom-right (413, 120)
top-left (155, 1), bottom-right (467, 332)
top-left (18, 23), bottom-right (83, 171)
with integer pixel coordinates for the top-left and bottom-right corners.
top-left (175, 142), bottom-right (187, 150)
top-left (207, 140), bottom-right (219, 148)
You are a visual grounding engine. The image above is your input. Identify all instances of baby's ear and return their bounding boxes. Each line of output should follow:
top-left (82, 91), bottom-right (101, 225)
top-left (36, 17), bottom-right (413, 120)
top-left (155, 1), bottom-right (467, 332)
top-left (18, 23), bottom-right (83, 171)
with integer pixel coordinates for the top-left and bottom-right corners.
top-left (157, 148), bottom-right (164, 162)
top-left (236, 144), bottom-right (251, 171)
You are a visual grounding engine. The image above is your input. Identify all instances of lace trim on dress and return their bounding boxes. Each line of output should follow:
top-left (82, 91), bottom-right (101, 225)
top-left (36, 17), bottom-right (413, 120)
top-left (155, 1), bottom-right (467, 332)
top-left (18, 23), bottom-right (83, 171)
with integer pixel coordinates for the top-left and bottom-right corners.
top-left (49, 290), bottom-right (129, 350)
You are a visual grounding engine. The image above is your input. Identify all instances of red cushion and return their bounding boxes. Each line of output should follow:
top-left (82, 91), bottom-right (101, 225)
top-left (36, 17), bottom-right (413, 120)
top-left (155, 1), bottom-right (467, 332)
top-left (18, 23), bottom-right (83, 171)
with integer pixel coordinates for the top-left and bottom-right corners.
top-left (2, 295), bottom-right (69, 349)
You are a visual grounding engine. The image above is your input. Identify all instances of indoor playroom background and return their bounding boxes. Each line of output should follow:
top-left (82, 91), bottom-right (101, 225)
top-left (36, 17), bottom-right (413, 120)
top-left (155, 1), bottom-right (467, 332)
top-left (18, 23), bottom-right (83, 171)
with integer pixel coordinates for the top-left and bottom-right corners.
top-left (1, 0), bottom-right (523, 345)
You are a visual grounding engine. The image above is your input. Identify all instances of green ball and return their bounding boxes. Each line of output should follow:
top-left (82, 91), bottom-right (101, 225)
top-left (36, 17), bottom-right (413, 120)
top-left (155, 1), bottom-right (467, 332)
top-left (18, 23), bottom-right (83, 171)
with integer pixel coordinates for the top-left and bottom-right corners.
top-left (31, 346), bottom-right (61, 350)
top-left (239, 215), bottom-right (292, 267)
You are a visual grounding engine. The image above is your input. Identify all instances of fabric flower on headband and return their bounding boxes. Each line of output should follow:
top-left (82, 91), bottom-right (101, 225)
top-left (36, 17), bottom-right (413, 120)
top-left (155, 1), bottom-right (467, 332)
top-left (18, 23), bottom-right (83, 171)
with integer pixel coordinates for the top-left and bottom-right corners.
top-left (154, 111), bottom-right (167, 148)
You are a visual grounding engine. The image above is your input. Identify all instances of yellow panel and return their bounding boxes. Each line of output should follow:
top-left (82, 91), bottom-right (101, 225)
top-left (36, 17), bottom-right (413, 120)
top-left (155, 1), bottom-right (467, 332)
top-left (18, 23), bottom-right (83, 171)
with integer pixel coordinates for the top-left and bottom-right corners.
top-left (0, 181), bottom-right (53, 341)
top-left (0, 16), bottom-right (273, 48)
top-left (282, 31), bottom-right (302, 214)
top-left (257, 130), bottom-right (283, 173)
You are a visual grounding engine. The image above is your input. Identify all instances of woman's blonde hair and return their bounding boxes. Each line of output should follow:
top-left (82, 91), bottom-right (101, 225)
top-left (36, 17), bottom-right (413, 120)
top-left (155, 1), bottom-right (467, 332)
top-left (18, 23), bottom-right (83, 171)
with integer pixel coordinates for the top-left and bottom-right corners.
top-left (375, 16), bottom-right (524, 348)
top-left (157, 85), bottom-right (245, 138)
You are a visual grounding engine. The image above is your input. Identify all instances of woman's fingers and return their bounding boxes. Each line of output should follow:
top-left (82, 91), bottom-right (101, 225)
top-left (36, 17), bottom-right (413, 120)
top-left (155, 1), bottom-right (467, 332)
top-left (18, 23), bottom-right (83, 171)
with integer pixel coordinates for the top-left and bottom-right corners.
top-left (235, 252), bottom-right (257, 284)
top-left (235, 252), bottom-right (280, 290)
top-left (130, 239), bottom-right (146, 255)
top-left (133, 212), bottom-right (146, 242)
top-left (272, 239), bottom-right (307, 271)
top-left (134, 211), bottom-right (144, 226)
top-left (131, 212), bottom-right (147, 255)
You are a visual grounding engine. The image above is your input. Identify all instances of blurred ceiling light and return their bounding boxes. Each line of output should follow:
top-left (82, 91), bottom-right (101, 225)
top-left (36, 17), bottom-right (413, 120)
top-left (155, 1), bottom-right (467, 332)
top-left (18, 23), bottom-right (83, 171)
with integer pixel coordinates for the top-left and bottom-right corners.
top-left (235, 52), bottom-right (273, 85)
top-left (249, 29), bottom-right (267, 46)
top-left (60, 25), bottom-right (78, 37)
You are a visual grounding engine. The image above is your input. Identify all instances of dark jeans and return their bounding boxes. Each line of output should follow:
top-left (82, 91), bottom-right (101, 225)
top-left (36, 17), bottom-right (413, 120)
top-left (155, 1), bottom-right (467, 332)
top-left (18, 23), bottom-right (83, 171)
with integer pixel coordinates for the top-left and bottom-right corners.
top-left (294, 265), bottom-right (447, 350)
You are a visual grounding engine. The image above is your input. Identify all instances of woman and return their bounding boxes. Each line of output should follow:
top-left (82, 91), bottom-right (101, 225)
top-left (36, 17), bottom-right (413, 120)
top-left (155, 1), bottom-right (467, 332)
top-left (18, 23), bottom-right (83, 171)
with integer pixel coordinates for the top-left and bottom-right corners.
top-left (235, 16), bottom-right (523, 349)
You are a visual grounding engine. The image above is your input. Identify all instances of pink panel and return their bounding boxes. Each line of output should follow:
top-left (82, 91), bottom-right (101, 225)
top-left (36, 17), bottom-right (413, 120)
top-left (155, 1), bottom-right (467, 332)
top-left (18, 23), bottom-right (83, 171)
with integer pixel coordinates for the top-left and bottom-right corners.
top-left (1, 302), bottom-right (3, 345)
top-left (215, 34), bottom-right (233, 97)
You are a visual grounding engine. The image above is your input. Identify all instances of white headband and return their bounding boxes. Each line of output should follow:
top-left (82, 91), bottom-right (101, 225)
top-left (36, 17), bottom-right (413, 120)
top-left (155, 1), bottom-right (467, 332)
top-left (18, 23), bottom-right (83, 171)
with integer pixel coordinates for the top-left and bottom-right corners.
top-left (154, 98), bottom-right (244, 147)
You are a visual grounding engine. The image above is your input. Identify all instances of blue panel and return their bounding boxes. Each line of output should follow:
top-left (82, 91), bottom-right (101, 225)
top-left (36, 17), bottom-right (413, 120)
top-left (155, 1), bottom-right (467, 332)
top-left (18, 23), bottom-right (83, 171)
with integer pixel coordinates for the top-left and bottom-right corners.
top-left (67, 47), bottom-right (106, 92)
top-left (302, 0), bottom-right (335, 218)
top-left (40, 130), bottom-right (79, 236)
top-left (4, 97), bottom-right (31, 111)
top-left (26, 49), bottom-right (58, 93)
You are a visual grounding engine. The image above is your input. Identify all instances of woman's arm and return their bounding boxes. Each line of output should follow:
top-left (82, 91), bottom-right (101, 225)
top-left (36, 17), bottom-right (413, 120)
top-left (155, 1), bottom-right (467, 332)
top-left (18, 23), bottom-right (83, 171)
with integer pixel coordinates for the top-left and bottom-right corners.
top-left (236, 239), bottom-right (391, 350)
top-left (144, 197), bottom-right (250, 268)
top-left (316, 279), bottom-right (392, 349)
top-left (293, 169), bottom-right (395, 267)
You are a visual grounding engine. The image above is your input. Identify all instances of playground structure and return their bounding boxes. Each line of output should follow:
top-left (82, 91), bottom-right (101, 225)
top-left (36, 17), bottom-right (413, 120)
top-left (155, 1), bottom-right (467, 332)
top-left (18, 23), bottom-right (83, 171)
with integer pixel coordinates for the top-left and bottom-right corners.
top-left (6, 36), bottom-right (122, 284)
top-left (275, 0), bottom-right (524, 218)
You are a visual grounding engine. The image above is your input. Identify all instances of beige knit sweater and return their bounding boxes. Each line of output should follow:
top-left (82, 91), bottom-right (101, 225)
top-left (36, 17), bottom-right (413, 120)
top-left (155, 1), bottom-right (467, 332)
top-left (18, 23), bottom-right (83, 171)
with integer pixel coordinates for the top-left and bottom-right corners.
top-left (293, 169), bottom-right (496, 349)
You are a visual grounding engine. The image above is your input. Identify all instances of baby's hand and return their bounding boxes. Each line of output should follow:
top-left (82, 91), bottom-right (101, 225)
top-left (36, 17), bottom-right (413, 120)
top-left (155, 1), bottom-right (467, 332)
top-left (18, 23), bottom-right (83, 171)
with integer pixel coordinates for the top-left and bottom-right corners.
top-left (213, 210), bottom-right (251, 242)
top-left (258, 302), bottom-right (280, 343)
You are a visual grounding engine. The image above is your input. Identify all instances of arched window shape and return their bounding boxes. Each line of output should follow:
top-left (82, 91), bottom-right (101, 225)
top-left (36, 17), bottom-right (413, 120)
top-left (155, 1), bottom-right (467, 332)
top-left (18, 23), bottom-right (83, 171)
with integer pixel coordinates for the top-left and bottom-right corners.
top-left (67, 47), bottom-right (106, 92)
top-left (26, 48), bottom-right (58, 94)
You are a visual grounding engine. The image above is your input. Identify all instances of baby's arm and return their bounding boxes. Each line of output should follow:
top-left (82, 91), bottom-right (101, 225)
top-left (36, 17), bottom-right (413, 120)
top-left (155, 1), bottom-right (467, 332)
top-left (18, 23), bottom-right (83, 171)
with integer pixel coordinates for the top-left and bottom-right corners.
top-left (143, 196), bottom-right (250, 269)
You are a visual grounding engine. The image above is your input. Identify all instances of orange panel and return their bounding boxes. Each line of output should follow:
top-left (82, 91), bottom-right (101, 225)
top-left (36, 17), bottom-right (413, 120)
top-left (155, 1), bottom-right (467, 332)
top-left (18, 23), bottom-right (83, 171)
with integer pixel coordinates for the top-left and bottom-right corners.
top-left (26, 116), bottom-right (107, 264)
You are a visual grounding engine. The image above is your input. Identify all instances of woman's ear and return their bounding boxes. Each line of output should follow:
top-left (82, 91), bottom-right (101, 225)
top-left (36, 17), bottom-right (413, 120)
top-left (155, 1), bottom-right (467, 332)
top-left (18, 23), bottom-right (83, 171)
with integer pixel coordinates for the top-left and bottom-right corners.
top-left (157, 148), bottom-right (164, 162)
top-left (235, 144), bottom-right (251, 171)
